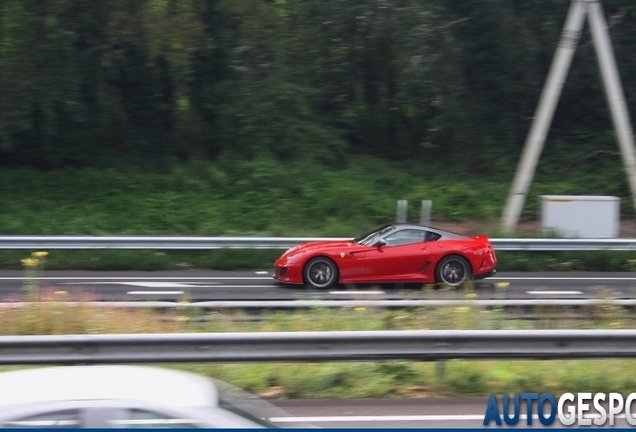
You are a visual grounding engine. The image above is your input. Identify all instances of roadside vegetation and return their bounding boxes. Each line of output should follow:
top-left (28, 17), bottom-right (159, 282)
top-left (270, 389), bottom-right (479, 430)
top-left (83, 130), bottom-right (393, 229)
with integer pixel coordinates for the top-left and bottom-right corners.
top-left (3, 285), bottom-right (636, 399)
top-left (1, 161), bottom-right (635, 272)
top-left (3, 0), bottom-right (636, 402)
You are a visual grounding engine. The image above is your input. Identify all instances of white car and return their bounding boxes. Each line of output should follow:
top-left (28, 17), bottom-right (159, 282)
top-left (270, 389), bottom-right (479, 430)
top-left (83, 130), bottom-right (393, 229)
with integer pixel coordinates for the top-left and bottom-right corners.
top-left (0, 365), bottom-right (308, 428)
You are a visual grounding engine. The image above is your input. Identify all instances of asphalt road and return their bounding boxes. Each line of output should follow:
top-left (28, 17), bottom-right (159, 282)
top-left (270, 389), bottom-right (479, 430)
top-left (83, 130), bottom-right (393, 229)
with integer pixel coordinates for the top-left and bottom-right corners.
top-left (1, 270), bottom-right (636, 301)
top-left (269, 398), bottom-right (636, 428)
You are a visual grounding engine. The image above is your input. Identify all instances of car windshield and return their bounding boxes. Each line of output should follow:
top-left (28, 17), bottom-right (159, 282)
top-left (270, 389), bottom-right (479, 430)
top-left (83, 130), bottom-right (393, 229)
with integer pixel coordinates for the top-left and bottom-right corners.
top-left (214, 379), bottom-right (311, 428)
top-left (354, 224), bottom-right (395, 246)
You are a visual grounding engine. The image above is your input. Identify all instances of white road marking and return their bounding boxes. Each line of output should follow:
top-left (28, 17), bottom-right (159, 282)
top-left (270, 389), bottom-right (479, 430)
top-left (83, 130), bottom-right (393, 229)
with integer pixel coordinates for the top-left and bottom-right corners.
top-left (491, 277), bottom-right (636, 281)
top-left (0, 277), bottom-right (273, 281)
top-left (2, 275), bottom-right (636, 281)
top-left (329, 290), bottom-right (385, 295)
top-left (127, 291), bottom-right (184, 295)
top-left (526, 290), bottom-right (583, 295)
top-left (255, 271), bottom-right (270, 275)
top-left (57, 283), bottom-right (277, 289)
top-left (58, 282), bottom-right (218, 288)
top-left (271, 414), bottom-right (484, 422)
top-left (271, 413), bottom-right (621, 423)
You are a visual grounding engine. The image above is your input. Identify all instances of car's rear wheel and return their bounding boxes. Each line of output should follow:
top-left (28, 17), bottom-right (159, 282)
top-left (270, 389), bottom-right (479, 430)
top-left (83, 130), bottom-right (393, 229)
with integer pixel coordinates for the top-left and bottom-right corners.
top-left (435, 255), bottom-right (472, 287)
top-left (303, 257), bottom-right (338, 289)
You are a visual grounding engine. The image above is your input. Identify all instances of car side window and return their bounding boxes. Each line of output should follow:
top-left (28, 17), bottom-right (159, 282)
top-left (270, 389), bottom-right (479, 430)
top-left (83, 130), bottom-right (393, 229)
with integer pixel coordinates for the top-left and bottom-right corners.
top-left (384, 229), bottom-right (427, 247)
top-left (425, 231), bottom-right (441, 242)
top-left (2, 409), bottom-right (81, 428)
top-left (107, 409), bottom-right (202, 429)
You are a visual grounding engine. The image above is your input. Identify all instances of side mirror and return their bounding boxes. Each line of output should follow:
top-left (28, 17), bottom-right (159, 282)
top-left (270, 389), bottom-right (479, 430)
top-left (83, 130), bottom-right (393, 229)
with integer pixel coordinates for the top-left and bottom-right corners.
top-left (375, 238), bottom-right (387, 247)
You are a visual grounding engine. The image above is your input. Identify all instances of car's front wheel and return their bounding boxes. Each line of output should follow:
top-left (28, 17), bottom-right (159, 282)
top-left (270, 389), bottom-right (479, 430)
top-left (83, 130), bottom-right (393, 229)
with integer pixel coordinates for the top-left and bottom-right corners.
top-left (435, 255), bottom-right (472, 287)
top-left (303, 257), bottom-right (339, 289)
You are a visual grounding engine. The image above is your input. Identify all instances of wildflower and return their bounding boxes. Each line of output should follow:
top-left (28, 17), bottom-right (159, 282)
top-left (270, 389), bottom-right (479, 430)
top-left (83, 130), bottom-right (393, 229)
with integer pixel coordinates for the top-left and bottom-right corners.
top-left (21, 258), bottom-right (39, 267)
top-left (31, 251), bottom-right (48, 258)
top-left (455, 306), bottom-right (470, 312)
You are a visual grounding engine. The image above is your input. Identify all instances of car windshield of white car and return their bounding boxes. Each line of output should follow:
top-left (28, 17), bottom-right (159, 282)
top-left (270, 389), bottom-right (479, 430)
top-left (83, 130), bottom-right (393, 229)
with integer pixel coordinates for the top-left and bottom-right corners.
top-left (214, 380), bottom-right (288, 428)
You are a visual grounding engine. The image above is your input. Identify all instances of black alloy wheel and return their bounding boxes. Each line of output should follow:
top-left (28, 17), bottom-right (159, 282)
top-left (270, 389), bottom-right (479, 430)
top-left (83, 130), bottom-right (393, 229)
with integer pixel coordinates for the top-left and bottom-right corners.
top-left (435, 255), bottom-right (472, 287)
top-left (304, 257), bottom-right (338, 289)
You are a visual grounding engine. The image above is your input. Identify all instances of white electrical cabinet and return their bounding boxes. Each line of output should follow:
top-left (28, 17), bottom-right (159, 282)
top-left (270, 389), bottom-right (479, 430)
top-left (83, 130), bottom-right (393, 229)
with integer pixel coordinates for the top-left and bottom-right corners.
top-left (540, 195), bottom-right (620, 238)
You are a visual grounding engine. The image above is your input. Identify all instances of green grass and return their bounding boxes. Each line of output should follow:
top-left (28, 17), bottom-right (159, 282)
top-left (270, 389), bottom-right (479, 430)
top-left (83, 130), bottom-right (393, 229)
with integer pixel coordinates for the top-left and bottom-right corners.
top-left (2, 150), bottom-right (636, 398)
top-left (0, 157), bottom-right (632, 237)
top-left (2, 249), bottom-right (636, 273)
top-left (0, 286), bottom-right (636, 398)
top-left (1, 158), bottom-right (634, 271)
top-left (3, 284), bottom-right (636, 399)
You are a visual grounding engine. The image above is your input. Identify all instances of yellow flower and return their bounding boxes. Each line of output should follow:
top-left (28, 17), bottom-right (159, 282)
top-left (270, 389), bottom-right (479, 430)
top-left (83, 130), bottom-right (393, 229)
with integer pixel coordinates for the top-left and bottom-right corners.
top-left (455, 306), bottom-right (470, 312)
top-left (32, 251), bottom-right (48, 258)
top-left (21, 258), bottom-right (39, 267)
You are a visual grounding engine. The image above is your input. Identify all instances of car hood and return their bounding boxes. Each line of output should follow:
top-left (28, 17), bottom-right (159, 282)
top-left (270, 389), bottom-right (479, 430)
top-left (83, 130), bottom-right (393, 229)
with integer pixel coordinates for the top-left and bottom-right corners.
top-left (287, 240), bottom-right (356, 254)
top-left (283, 240), bottom-right (358, 257)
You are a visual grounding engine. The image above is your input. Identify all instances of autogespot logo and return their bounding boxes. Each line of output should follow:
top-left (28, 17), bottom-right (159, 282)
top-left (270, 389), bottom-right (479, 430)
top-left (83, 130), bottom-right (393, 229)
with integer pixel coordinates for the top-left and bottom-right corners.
top-left (484, 393), bottom-right (636, 426)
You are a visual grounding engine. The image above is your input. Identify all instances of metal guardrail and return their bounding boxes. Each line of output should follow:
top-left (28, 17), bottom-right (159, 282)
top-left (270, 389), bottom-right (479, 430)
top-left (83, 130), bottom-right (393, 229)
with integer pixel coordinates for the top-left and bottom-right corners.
top-left (1, 236), bottom-right (636, 251)
top-left (1, 330), bottom-right (636, 365)
top-left (0, 236), bottom-right (345, 250)
top-left (1, 299), bottom-right (635, 309)
top-left (493, 238), bottom-right (636, 251)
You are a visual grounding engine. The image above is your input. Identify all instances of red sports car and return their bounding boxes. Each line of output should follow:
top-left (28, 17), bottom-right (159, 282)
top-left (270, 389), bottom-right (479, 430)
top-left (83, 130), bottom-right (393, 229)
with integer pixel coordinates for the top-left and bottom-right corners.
top-left (273, 223), bottom-right (497, 289)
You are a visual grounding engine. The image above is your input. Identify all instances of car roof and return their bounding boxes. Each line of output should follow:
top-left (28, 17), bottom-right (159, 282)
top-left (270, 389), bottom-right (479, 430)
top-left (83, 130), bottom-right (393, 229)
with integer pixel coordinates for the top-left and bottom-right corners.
top-left (392, 223), bottom-right (432, 230)
top-left (0, 366), bottom-right (218, 409)
top-left (391, 223), bottom-right (469, 239)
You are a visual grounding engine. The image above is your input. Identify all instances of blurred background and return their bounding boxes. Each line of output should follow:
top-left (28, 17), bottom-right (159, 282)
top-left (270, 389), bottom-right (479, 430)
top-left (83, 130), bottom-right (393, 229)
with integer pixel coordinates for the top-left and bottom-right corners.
top-left (1, 3), bottom-right (636, 426)
top-left (1, 0), bottom-right (636, 239)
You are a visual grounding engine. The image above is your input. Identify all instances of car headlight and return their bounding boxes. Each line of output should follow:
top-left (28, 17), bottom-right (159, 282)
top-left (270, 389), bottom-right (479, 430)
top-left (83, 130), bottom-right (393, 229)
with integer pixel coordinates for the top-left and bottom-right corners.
top-left (285, 253), bottom-right (302, 263)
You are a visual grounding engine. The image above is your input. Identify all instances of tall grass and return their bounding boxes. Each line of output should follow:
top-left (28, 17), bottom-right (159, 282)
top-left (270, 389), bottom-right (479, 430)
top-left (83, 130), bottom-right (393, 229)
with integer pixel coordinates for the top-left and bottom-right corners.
top-left (3, 157), bottom-right (631, 237)
top-left (2, 284), bottom-right (636, 399)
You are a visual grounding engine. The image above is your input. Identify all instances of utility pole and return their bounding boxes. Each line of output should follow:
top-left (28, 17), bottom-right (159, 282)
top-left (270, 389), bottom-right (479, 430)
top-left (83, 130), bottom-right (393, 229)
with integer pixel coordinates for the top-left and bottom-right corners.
top-left (501, 0), bottom-right (636, 234)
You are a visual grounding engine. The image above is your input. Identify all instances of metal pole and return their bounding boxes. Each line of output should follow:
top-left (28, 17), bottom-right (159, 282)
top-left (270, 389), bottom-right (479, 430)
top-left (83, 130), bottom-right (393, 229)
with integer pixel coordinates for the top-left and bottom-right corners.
top-left (397, 200), bottom-right (408, 223)
top-left (586, 0), bottom-right (636, 216)
top-left (420, 200), bottom-right (432, 226)
top-left (501, 0), bottom-right (587, 234)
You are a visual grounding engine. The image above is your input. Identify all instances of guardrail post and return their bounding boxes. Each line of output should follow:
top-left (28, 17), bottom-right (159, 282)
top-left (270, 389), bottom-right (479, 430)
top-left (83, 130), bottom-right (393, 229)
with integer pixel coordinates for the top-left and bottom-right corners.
top-left (397, 200), bottom-right (408, 223)
top-left (420, 200), bottom-right (432, 226)
top-left (435, 360), bottom-right (447, 391)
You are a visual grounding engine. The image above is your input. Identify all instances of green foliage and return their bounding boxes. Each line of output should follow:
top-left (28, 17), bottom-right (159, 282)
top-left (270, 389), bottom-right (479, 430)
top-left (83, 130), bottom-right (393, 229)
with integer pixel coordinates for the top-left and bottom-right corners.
top-left (374, 363), bottom-right (420, 384)
top-left (2, 0), bottom-right (636, 172)
top-left (4, 298), bottom-right (636, 398)
top-left (445, 363), bottom-right (487, 394)
top-left (1, 162), bottom-right (636, 272)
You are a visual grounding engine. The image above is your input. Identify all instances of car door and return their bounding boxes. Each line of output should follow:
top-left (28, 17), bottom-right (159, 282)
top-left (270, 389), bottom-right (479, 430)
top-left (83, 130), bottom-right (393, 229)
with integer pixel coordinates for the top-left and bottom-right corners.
top-left (364, 229), bottom-right (431, 280)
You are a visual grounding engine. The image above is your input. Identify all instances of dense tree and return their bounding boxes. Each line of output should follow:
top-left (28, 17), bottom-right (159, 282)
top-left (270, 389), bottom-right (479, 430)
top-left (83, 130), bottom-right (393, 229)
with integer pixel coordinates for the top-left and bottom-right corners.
top-left (0, 0), bottom-right (635, 174)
